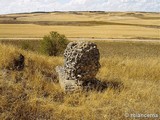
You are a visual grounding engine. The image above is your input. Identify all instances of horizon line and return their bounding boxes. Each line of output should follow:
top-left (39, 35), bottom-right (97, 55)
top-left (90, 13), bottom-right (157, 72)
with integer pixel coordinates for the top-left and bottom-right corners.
top-left (1, 10), bottom-right (160, 15)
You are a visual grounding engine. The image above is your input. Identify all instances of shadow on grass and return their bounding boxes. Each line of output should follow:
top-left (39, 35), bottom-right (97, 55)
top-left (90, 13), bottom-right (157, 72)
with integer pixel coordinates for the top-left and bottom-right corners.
top-left (81, 78), bottom-right (124, 92)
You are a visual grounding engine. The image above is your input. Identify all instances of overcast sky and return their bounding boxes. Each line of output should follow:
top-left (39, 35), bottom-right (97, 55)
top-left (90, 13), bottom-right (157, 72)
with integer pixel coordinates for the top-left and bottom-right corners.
top-left (0, 0), bottom-right (159, 14)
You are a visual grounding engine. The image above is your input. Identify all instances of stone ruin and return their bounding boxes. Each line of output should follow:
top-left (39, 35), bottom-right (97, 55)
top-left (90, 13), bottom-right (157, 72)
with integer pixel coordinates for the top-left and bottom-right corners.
top-left (7, 53), bottom-right (25, 71)
top-left (56, 41), bottom-right (107, 92)
top-left (0, 53), bottom-right (25, 81)
top-left (13, 54), bottom-right (25, 71)
top-left (0, 42), bottom-right (108, 92)
top-left (64, 42), bottom-right (100, 81)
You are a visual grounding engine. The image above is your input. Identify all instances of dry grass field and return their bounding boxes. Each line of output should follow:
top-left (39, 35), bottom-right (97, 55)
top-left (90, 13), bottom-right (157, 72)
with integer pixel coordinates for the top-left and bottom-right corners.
top-left (0, 41), bottom-right (160, 120)
top-left (0, 12), bottom-right (159, 39)
top-left (0, 12), bottom-right (160, 120)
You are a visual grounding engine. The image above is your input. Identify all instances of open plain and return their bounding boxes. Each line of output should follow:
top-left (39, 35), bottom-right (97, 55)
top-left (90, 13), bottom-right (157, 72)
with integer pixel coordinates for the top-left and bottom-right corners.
top-left (0, 12), bottom-right (160, 120)
top-left (0, 12), bottom-right (159, 39)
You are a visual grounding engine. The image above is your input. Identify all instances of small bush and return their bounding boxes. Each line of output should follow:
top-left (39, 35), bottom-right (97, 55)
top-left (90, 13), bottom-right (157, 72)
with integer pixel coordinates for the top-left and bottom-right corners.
top-left (40, 31), bottom-right (69, 56)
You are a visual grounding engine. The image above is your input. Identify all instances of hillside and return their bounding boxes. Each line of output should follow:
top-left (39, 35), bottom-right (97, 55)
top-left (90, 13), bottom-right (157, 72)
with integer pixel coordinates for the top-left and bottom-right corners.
top-left (0, 41), bottom-right (160, 119)
top-left (0, 12), bottom-right (159, 39)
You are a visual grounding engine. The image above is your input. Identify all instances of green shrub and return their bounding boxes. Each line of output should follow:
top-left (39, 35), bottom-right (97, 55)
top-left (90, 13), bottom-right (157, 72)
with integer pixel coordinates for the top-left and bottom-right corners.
top-left (40, 31), bottom-right (69, 56)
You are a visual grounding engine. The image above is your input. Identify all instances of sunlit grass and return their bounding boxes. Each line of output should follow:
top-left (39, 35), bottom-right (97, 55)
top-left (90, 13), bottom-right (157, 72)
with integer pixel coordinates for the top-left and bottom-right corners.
top-left (0, 41), bottom-right (159, 119)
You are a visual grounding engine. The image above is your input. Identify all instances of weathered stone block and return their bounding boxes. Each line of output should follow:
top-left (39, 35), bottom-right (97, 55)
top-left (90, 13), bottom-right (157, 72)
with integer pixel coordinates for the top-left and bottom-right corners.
top-left (56, 41), bottom-right (105, 92)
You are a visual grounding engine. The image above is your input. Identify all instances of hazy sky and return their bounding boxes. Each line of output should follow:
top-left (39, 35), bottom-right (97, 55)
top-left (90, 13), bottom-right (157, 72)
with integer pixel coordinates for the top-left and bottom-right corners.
top-left (0, 0), bottom-right (159, 14)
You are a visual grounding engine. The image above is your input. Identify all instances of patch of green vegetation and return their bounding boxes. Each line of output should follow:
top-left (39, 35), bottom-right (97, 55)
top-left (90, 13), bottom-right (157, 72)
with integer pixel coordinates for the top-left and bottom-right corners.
top-left (40, 31), bottom-right (69, 56)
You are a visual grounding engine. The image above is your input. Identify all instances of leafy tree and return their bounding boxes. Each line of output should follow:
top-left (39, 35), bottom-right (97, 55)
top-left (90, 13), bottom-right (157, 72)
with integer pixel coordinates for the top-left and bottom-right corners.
top-left (41, 31), bottom-right (69, 56)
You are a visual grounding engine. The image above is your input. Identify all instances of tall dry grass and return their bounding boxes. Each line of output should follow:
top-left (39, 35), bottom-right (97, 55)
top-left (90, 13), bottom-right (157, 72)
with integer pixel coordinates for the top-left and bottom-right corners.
top-left (0, 42), bottom-right (160, 120)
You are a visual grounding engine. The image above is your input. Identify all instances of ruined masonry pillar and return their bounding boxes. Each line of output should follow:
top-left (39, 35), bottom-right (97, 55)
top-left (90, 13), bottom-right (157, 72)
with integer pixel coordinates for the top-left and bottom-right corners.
top-left (56, 41), bottom-right (101, 92)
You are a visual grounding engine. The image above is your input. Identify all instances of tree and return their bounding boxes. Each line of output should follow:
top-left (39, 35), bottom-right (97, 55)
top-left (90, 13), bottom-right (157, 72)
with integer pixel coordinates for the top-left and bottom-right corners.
top-left (41, 31), bottom-right (69, 56)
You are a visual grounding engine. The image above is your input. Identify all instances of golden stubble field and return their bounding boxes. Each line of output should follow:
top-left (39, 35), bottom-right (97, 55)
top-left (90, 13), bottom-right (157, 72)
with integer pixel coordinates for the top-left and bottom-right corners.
top-left (0, 12), bottom-right (159, 39)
